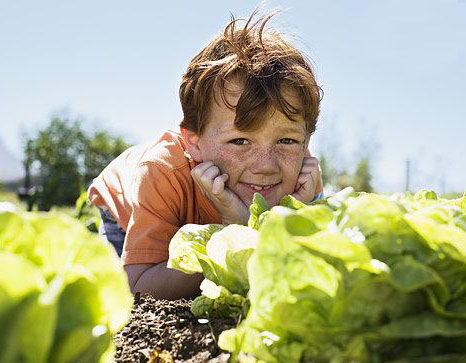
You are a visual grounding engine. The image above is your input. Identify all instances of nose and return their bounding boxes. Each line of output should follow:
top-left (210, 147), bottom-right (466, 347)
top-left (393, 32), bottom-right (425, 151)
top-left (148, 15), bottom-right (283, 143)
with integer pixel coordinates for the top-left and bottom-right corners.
top-left (249, 146), bottom-right (280, 175)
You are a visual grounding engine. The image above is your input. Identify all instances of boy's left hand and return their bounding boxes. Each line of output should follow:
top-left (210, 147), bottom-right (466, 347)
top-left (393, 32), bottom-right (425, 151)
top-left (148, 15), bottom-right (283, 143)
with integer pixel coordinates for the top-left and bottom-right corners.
top-left (292, 150), bottom-right (322, 203)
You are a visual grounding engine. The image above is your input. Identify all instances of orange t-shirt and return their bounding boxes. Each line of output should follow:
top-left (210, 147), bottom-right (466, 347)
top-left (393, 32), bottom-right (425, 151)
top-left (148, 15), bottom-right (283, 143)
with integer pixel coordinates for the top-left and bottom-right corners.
top-left (88, 130), bottom-right (222, 266)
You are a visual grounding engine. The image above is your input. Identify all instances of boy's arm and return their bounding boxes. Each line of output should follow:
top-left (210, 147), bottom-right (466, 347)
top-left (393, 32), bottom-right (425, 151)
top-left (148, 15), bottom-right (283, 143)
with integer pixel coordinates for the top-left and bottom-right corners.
top-left (122, 162), bottom-right (207, 300)
top-left (125, 262), bottom-right (204, 300)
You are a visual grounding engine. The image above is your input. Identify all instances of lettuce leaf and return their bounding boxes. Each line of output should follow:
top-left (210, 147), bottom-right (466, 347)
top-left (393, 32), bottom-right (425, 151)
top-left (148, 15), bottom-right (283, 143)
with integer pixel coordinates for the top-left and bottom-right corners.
top-left (215, 190), bottom-right (466, 362)
top-left (168, 224), bottom-right (258, 318)
top-left (0, 210), bottom-right (133, 363)
top-left (167, 223), bottom-right (224, 274)
top-left (248, 193), bottom-right (270, 230)
top-left (191, 279), bottom-right (248, 318)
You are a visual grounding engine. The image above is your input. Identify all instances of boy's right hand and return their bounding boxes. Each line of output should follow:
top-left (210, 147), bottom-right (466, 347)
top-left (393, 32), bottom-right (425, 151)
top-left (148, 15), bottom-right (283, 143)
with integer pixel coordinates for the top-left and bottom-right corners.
top-left (191, 161), bottom-right (250, 225)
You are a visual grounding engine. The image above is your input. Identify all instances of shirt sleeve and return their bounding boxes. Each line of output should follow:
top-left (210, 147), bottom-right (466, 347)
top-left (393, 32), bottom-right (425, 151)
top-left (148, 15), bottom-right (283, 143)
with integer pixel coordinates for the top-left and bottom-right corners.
top-left (121, 161), bottom-right (183, 266)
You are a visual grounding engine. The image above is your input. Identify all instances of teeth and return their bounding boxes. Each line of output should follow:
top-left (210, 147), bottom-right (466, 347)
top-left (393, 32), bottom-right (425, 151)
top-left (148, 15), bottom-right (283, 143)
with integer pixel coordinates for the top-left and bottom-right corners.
top-left (248, 184), bottom-right (274, 191)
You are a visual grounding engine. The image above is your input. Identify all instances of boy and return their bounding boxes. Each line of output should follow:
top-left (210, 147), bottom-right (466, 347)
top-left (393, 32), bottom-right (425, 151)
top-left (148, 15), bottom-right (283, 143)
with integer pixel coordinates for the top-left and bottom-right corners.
top-left (88, 10), bottom-right (324, 300)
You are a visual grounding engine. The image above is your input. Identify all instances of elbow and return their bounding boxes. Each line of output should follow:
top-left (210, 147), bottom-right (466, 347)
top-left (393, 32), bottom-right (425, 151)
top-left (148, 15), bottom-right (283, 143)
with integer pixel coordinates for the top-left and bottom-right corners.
top-left (124, 263), bottom-right (157, 295)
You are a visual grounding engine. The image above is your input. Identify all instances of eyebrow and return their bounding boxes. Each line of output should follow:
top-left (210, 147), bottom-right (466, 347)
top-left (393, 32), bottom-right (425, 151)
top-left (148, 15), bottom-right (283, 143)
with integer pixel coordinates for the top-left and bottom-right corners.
top-left (275, 125), bottom-right (306, 134)
top-left (215, 116), bottom-right (309, 138)
top-left (219, 123), bottom-right (306, 134)
top-left (219, 127), bottom-right (306, 137)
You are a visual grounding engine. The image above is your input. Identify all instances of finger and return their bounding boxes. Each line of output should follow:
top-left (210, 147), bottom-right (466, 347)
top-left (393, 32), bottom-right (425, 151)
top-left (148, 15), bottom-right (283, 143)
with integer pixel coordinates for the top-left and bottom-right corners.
top-left (296, 171), bottom-right (316, 193)
top-left (300, 164), bottom-right (317, 174)
top-left (300, 160), bottom-right (319, 174)
top-left (297, 173), bottom-right (311, 190)
top-left (304, 148), bottom-right (311, 158)
top-left (199, 165), bottom-right (221, 188)
top-left (300, 167), bottom-right (319, 177)
top-left (191, 161), bottom-right (214, 179)
top-left (212, 174), bottom-right (228, 195)
top-left (301, 156), bottom-right (319, 165)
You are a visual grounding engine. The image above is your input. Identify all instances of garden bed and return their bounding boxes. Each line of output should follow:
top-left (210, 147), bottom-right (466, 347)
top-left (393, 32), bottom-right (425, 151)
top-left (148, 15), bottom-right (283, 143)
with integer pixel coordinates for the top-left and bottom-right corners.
top-left (114, 294), bottom-right (236, 363)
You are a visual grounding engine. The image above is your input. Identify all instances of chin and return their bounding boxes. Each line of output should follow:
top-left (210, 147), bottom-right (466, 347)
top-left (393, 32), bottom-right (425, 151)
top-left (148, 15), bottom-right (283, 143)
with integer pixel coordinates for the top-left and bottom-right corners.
top-left (265, 196), bottom-right (281, 208)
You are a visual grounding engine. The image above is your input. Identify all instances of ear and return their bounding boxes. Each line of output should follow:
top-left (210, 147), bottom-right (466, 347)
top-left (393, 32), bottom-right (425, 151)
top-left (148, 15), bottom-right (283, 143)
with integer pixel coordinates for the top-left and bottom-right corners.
top-left (180, 127), bottom-right (203, 162)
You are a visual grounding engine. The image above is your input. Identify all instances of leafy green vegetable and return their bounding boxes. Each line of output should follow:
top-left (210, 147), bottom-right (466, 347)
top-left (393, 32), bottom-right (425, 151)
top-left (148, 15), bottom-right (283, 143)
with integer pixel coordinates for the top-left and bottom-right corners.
top-left (167, 189), bottom-right (466, 362)
top-left (414, 189), bottom-right (438, 200)
top-left (168, 223), bottom-right (258, 318)
top-left (0, 210), bottom-right (133, 363)
top-left (216, 190), bottom-right (466, 362)
top-left (74, 190), bottom-right (100, 232)
top-left (248, 193), bottom-right (270, 230)
top-left (205, 225), bottom-right (258, 293)
top-left (167, 223), bottom-right (224, 273)
top-left (191, 279), bottom-right (249, 318)
top-left (279, 194), bottom-right (308, 210)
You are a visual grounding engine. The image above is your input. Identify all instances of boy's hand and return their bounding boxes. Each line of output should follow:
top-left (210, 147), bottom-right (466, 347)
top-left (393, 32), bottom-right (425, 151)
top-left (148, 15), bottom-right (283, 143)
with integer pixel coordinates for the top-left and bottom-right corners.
top-left (292, 150), bottom-right (322, 203)
top-left (191, 161), bottom-right (250, 225)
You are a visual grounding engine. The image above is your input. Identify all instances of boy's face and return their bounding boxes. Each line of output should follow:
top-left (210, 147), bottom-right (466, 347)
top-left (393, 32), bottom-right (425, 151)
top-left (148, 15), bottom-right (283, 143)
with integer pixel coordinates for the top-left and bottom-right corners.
top-left (187, 87), bottom-right (310, 208)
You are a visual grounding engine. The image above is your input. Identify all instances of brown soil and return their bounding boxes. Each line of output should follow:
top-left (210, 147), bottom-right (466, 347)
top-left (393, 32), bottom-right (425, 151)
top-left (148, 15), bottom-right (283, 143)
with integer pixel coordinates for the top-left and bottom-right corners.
top-left (113, 293), bottom-right (237, 363)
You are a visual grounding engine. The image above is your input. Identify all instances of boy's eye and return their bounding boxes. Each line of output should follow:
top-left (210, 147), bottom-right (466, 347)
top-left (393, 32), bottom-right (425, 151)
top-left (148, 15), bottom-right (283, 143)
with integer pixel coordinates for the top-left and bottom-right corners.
top-left (229, 138), bottom-right (249, 145)
top-left (278, 138), bottom-right (298, 145)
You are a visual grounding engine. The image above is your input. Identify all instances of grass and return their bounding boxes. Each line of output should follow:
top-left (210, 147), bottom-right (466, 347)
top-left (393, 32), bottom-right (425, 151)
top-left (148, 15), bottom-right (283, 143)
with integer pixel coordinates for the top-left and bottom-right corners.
top-left (0, 190), bottom-right (26, 210)
top-left (440, 192), bottom-right (464, 200)
top-left (0, 188), bottom-right (101, 233)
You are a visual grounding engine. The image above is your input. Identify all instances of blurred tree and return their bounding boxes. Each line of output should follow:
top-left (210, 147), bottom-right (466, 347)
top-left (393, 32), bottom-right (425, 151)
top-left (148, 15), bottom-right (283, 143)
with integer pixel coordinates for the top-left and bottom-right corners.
top-left (315, 118), bottom-right (380, 193)
top-left (19, 139), bottom-right (39, 211)
top-left (337, 170), bottom-right (353, 190)
top-left (83, 131), bottom-right (130, 185)
top-left (27, 117), bottom-right (86, 210)
top-left (352, 157), bottom-right (373, 192)
top-left (22, 115), bottom-right (130, 210)
top-left (351, 120), bottom-right (379, 193)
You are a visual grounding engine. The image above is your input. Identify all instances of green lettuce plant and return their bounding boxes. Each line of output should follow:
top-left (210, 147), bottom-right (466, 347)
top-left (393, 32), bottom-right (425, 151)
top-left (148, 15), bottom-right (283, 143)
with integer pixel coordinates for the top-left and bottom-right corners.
top-left (169, 189), bottom-right (466, 362)
top-left (168, 223), bottom-right (257, 318)
top-left (0, 210), bottom-right (133, 363)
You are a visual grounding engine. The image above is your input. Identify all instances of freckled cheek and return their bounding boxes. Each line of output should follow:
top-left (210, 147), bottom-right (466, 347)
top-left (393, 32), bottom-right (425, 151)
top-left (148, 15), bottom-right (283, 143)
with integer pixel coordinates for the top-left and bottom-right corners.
top-left (210, 148), bottom-right (245, 183)
top-left (274, 150), bottom-right (304, 194)
top-left (276, 147), bottom-right (305, 174)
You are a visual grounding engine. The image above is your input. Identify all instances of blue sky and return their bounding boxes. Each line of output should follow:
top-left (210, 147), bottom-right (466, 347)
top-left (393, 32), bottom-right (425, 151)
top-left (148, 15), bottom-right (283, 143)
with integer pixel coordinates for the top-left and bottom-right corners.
top-left (1, 0), bottom-right (465, 193)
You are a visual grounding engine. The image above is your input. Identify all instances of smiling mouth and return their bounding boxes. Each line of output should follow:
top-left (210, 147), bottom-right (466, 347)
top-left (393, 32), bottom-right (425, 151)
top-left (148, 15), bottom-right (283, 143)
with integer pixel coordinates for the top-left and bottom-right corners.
top-left (243, 183), bottom-right (280, 192)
